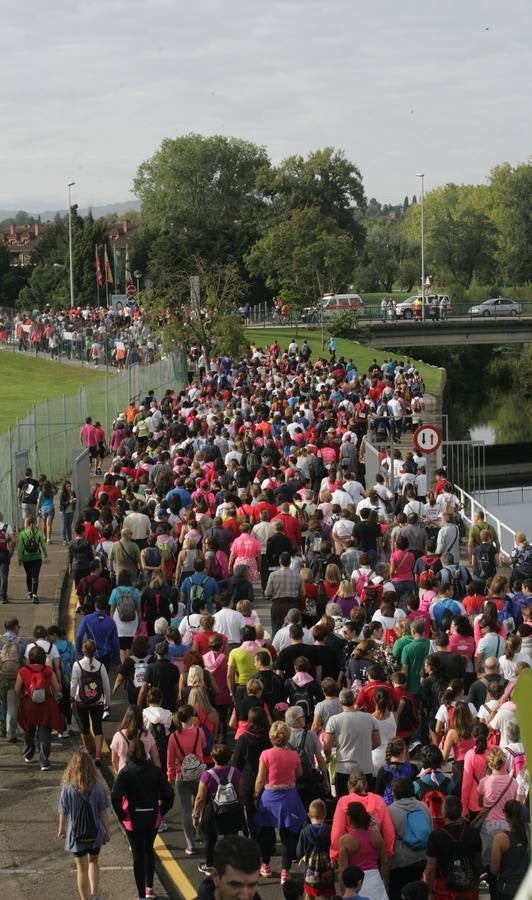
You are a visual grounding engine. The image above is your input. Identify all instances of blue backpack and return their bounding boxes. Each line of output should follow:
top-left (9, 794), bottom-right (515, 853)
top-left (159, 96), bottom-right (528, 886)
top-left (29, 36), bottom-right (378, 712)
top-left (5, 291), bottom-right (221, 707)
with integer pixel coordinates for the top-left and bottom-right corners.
top-left (402, 807), bottom-right (431, 850)
top-left (433, 598), bottom-right (461, 632)
top-left (55, 638), bottom-right (76, 688)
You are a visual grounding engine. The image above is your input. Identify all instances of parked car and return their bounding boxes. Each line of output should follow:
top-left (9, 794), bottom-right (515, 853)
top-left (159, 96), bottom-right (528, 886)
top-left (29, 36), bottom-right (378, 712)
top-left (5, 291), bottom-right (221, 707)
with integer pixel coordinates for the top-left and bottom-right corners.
top-left (300, 292), bottom-right (364, 323)
top-left (468, 297), bottom-right (522, 317)
top-left (395, 294), bottom-right (451, 319)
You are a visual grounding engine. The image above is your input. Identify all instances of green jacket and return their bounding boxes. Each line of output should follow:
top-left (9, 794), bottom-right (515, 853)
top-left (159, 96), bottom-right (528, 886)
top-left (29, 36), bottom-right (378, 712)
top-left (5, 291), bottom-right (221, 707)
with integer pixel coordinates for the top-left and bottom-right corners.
top-left (18, 526), bottom-right (47, 562)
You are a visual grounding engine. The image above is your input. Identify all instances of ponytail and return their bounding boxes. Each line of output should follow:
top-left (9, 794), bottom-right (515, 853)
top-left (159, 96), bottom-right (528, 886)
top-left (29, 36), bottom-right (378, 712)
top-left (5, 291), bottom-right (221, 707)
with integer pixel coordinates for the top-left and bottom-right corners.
top-left (473, 723), bottom-right (488, 755)
top-left (385, 737), bottom-right (406, 765)
top-left (373, 688), bottom-right (391, 717)
top-left (442, 678), bottom-right (463, 706)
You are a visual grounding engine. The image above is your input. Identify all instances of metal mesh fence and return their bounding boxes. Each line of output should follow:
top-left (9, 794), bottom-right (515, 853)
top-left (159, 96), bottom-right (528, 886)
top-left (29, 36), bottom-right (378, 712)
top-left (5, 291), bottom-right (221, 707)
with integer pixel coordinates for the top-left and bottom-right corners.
top-left (0, 349), bottom-right (188, 527)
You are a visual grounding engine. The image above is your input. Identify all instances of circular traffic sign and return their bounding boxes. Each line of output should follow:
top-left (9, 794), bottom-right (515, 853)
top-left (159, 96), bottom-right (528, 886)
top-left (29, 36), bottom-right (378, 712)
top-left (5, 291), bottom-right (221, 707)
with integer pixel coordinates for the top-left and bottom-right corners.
top-left (126, 283), bottom-right (137, 296)
top-left (413, 424), bottom-right (442, 454)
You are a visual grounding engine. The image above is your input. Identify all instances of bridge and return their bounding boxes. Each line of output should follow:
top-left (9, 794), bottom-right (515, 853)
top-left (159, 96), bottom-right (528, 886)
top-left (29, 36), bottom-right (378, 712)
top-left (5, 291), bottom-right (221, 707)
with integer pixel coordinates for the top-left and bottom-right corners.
top-left (364, 315), bottom-right (532, 347)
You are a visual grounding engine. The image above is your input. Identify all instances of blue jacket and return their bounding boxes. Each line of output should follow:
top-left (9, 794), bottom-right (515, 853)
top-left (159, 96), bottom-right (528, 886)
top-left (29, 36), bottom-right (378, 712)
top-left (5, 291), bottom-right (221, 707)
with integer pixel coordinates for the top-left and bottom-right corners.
top-left (76, 612), bottom-right (120, 664)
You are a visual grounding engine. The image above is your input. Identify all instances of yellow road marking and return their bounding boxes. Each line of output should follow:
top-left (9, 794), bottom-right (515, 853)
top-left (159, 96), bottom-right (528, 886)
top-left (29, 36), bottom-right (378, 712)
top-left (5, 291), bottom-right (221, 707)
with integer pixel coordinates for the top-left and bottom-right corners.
top-left (67, 584), bottom-right (197, 900)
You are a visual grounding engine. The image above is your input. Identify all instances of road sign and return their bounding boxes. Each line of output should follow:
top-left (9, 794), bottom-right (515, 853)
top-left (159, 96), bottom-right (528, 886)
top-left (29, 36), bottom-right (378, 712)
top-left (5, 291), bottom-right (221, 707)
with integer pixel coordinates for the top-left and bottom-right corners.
top-left (126, 283), bottom-right (136, 296)
top-left (413, 424), bottom-right (442, 454)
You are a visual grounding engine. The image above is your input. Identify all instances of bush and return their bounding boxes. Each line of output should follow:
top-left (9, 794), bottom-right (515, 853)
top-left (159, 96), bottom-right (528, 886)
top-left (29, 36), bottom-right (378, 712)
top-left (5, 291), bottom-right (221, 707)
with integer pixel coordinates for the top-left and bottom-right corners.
top-left (327, 311), bottom-right (368, 339)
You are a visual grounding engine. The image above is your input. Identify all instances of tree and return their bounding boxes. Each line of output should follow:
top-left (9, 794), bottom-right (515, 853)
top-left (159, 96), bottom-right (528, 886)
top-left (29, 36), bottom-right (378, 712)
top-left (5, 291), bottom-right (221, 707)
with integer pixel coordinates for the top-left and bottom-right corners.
top-left (487, 162), bottom-right (532, 284)
top-left (145, 257), bottom-right (247, 363)
top-left (363, 220), bottom-right (402, 291)
top-left (259, 147), bottom-right (366, 238)
top-left (245, 207), bottom-right (355, 313)
top-left (133, 133), bottom-right (270, 272)
top-left (403, 184), bottom-right (497, 287)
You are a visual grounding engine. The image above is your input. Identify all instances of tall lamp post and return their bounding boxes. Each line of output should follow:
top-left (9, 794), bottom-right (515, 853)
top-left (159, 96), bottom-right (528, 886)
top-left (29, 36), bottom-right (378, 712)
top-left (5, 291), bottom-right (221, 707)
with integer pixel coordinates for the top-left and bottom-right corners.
top-left (134, 269), bottom-right (142, 301)
top-left (416, 173), bottom-right (425, 322)
top-left (67, 181), bottom-right (76, 309)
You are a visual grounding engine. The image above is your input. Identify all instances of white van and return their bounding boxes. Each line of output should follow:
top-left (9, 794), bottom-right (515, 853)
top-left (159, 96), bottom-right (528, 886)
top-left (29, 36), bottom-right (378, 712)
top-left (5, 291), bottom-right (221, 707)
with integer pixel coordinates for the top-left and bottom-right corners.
top-left (319, 293), bottom-right (364, 318)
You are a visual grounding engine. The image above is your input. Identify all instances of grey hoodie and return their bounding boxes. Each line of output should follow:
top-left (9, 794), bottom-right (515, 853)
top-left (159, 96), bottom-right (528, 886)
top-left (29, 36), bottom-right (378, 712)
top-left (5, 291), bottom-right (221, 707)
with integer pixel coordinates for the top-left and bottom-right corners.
top-left (388, 797), bottom-right (432, 868)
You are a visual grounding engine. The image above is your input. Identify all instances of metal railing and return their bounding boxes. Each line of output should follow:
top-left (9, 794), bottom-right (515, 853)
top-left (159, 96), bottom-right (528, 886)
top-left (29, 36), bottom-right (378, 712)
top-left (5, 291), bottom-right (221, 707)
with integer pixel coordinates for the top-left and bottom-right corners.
top-left (0, 349), bottom-right (187, 529)
top-left (455, 483), bottom-right (516, 558)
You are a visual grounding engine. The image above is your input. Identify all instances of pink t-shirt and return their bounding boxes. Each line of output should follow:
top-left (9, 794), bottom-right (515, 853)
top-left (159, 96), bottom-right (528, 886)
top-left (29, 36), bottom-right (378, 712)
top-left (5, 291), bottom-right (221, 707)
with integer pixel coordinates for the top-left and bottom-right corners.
top-left (260, 747), bottom-right (300, 787)
top-left (110, 729), bottom-right (156, 771)
top-left (478, 774), bottom-right (516, 819)
top-left (80, 423), bottom-right (98, 447)
top-left (448, 634), bottom-right (475, 658)
top-left (391, 550), bottom-right (415, 582)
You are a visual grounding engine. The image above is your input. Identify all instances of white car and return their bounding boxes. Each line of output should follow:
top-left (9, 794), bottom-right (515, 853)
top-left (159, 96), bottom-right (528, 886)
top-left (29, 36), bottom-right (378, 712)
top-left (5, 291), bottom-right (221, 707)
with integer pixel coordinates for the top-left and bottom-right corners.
top-left (468, 298), bottom-right (522, 317)
top-left (395, 294), bottom-right (451, 319)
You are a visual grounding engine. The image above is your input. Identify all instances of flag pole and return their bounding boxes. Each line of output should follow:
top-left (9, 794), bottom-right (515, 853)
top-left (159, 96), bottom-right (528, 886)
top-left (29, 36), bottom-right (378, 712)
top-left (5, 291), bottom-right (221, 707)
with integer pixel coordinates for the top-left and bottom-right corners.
top-left (95, 244), bottom-right (100, 307)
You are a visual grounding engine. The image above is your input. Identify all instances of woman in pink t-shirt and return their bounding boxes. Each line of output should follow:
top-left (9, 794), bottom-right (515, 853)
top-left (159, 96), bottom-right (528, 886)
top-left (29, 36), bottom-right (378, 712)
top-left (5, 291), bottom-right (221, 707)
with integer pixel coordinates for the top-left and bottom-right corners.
top-left (254, 721), bottom-right (307, 883)
top-left (462, 724), bottom-right (489, 815)
top-left (478, 746), bottom-right (517, 863)
top-left (448, 615), bottom-right (476, 672)
top-left (110, 705), bottom-right (159, 772)
top-left (389, 535), bottom-right (416, 606)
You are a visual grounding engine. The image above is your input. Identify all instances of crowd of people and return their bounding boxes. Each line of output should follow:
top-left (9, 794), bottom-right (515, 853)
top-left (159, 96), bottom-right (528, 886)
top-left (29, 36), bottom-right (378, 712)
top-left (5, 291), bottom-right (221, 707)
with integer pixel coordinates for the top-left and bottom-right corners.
top-left (0, 304), bottom-right (160, 367)
top-left (1, 335), bottom-right (531, 900)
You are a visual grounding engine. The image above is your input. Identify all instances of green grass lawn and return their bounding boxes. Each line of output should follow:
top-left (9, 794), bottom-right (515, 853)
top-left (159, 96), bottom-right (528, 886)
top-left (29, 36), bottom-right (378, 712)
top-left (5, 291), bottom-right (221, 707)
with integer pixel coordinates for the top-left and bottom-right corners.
top-left (0, 353), bottom-right (105, 433)
top-left (244, 327), bottom-right (443, 394)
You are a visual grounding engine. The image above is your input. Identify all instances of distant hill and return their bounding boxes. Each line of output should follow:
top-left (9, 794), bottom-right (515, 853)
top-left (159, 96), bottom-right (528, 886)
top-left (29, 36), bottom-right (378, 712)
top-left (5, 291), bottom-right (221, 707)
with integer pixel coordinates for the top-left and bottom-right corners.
top-left (0, 200), bottom-right (140, 223)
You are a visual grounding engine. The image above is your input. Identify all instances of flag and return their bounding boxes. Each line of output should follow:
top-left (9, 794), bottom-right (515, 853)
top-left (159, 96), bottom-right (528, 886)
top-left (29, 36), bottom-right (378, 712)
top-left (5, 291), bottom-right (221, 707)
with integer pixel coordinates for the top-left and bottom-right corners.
top-left (95, 245), bottom-right (104, 288)
top-left (125, 242), bottom-right (134, 287)
top-left (113, 246), bottom-right (121, 288)
top-left (104, 245), bottom-right (113, 284)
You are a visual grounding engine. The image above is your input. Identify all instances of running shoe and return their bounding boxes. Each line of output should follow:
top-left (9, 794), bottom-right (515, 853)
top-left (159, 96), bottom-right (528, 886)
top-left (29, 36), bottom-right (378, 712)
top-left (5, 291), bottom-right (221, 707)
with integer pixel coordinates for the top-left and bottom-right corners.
top-left (259, 863), bottom-right (272, 878)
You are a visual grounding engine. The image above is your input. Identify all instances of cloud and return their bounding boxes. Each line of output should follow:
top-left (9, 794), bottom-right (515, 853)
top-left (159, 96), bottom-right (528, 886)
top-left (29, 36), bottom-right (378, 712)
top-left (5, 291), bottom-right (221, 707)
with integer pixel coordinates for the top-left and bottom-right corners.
top-left (1, 0), bottom-right (531, 208)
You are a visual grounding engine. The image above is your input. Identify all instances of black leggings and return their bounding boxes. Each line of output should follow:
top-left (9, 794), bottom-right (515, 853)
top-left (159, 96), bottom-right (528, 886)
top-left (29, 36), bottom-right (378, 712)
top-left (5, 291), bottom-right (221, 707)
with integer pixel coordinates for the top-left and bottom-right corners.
top-left (75, 705), bottom-right (104, 736)
top-left (127, 828), bottom-right (157, 896)
top-left (23, 559), bottom-right (41, 595)
top-left (257, 826), bottom-right (298, 870)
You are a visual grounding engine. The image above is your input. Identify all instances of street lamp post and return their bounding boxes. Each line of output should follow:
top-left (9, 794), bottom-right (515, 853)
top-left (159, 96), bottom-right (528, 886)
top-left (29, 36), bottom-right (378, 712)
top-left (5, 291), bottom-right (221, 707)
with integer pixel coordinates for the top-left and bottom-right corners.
top-left (134, 270), bottom-right (142, 301)
top-left (67, 181), bottom-right (76, 309)
top-left (416, 173), bottom-right (425, 322)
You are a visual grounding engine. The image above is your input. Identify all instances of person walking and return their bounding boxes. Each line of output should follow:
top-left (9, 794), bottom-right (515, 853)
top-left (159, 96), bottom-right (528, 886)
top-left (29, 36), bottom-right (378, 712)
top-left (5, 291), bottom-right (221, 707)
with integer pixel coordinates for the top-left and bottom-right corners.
top-left (111, 738), bottom-right (174, 900)
top-left (71, 639), bottom-right (111, 767)
top-left (323, 688), bottom-right (381, 796)
top-left (0, 510), bottom-right (15, 603)
top-left (264, 551), bottom-right (304, 635)
top-left (108, 570), bottom-right (142, 663)
top-left (59, 480), bottom-right (77, 545)
top-left (36, 480), bottom-right (55, 543)
top-left (166, 704), bottom-right (207, 856)
top-left (0, 617), bottom-right (24, 741)
top-left (17, 515), bottom-right (48, 604)
top-left (15, 644), bottom-right (64, 770)
top-left (58, 751), bottom-right (110, 900)
top-left (17, 467), bottom-right (39, 521)
top-left (76, 595), bottom-right (121, 673)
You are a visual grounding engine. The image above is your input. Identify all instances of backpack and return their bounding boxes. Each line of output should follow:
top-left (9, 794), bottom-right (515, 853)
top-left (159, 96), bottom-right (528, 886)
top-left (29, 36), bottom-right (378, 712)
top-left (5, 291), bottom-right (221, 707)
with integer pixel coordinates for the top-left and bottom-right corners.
top-left (173, 730), bottom-right (205, 782)
top-left (55, 638), bottom-right (76, 687)
top-left (76, 660), bottom-right (104, 706)
top-left (94, 543), bottom-right (110, 576)
top-left (132, 655), bottom-right (150, 689)
top-left (382, 762), bottom-right (415, 805)
top-left (396, 694), bottom-right (418, 735)
top-left (23, 528), bottom-right (39, 555)
top-left (84, 576), bottom-right (99, 611)
top-left (507, 746), bottom-right (526, 777)
top-left (288, 681), bottom-right (314, 724)
top-left (360, 582), bottom-right (383, 617)
top-left (418, 554), bottom-right (442, 582)
top-left (515, 544), bottom-right (532, 579)
top-left (477, 547), bottom-right (496, 581)
top-left (213, 551), bottom-right (229, 580)
top-left (402, 807), bottom-right (431, 850)
top-left (244, 452), bottom-right (259, 474)
top-left (188, 576), bottom-right (209, 613)
top-left (416, 778), bottom-right (449, 829)
top-left (22, 481), bottom-right (38, 504)
top-left (384, 627), bottom-right (397, 648)
top-left (210, 767), bottom-right (240, 815)
top-left (449, 567), bottom-right (468, 601)
top-left (197, 708), bottom-right (215, 755)
top-left (304, 832), bottom-right (335, 890)
top-left (0, 525), bottom-right (9, 554)
top-left (116, 587), bottom-right (136, 622)
top-left (355, 569), bottom-right (376, 600)
top-left (150, 722), bottom-right (168, 758)
top-left (24, 664), bottom-right (47, 703)
top-left (442, 824), bottom-right (475, 892)
top-left (0, 639), bottom-right (20, 681)
top-left (72, 794), bottom-right (99, 845)
top-left (433, 598), bottom-right (461, 632)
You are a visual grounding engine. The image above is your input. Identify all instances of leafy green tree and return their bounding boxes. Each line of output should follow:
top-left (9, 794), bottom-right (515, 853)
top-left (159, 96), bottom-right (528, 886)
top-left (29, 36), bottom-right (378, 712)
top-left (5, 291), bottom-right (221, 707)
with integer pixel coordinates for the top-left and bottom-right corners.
top-left (488, 162), bottom-right (532, 284)
top-left (403, 184), bottom-right (497, 287)
top-left (133, 133), bottom-right (270, 273)
top-left (245, 207), bottom-right (355, 313)
top-left (145, 256), bottom-right (247, 363)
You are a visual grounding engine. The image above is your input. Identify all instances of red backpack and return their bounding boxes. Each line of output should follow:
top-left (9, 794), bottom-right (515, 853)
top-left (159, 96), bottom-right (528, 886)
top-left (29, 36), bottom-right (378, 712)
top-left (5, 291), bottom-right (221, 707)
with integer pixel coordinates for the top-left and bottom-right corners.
top-left (384, 628), bottom-right (397, 648)
top-left (417, 778), bottom-right (449, 830)
top-left (24, 664), bottom-right (48, 704)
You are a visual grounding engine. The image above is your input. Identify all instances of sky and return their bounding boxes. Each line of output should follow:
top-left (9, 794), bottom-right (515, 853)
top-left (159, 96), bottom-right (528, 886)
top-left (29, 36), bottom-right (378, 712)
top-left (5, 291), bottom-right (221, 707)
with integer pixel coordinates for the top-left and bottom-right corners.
top-left (1, 0), bottom-right (531, 211)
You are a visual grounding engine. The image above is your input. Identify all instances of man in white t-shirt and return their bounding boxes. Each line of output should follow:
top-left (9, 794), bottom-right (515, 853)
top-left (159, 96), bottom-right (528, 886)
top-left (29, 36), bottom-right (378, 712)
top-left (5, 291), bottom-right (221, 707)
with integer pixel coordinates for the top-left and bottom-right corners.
top-left (25, 626), bottom-right (61, 679)
top-left (213, 596), bottom-right (245, 648)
